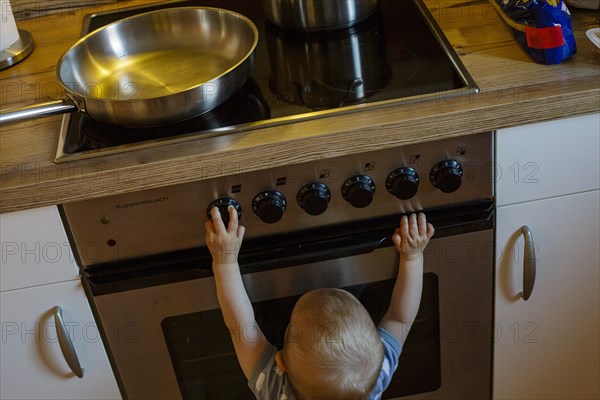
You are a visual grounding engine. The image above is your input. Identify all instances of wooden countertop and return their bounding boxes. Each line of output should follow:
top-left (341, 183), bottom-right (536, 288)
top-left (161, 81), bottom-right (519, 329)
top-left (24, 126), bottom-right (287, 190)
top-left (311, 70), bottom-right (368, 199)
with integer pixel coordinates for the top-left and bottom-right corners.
top-left (1, 0), bottom-right (598, 214)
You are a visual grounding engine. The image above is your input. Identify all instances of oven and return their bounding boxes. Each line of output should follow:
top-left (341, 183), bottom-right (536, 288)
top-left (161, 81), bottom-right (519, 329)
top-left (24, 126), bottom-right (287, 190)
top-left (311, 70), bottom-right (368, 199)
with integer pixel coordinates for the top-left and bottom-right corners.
top-left (61, 132), bottom-right (495, 400)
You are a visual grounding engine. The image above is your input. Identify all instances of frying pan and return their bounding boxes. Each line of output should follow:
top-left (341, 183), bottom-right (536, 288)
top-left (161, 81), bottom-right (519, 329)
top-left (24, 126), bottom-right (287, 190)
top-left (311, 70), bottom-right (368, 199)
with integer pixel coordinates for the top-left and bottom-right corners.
top-left (0, 7), bottom-right (258, 127)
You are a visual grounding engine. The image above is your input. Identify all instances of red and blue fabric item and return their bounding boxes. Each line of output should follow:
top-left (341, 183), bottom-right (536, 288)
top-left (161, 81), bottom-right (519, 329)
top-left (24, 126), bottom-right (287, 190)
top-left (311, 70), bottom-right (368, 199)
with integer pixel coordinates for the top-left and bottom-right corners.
top-left (497, 0), bottom-right (577, 64)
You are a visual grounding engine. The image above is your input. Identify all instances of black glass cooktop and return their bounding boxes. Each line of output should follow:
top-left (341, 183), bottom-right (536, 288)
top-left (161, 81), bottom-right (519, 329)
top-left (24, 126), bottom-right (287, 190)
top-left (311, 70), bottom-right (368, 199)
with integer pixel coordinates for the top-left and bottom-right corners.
top-left (56, 0), bottom-right (477, 162)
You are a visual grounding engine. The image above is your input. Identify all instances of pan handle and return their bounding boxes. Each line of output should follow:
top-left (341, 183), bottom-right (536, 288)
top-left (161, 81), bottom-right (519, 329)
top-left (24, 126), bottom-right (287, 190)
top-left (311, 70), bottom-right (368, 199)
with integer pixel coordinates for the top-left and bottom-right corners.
top-left (0, 98), bottom-right (78, 124)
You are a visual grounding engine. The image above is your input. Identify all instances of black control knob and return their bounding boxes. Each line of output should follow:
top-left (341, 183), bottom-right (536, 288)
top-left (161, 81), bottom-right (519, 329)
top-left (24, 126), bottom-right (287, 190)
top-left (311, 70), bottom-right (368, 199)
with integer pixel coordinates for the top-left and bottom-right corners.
top-left (430, 160), bottom-right (463, 193)
top-left (207, 198), bottom-right (242, 227)
top-left (297, 182), bottom-right (331, 216)
top-left (252, 190), bottom-right (287, 224)
top-left (341, 175), bottom-right (376, 208)
top-left (386, 167), bottom-right (420, 200)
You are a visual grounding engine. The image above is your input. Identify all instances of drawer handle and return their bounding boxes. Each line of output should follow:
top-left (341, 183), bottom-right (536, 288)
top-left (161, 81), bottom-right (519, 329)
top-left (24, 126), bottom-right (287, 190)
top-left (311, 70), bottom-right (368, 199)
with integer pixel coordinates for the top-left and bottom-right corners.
top-left (53, 306), bottom-right (84, 378)
top-left (521, 225), bottom-right (537, 301)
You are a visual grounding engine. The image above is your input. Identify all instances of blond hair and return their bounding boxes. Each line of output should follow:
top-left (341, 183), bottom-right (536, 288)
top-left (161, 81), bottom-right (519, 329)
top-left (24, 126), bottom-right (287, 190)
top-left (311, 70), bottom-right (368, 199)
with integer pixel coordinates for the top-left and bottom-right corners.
top-left (283, 288), bottom-right (384, 400)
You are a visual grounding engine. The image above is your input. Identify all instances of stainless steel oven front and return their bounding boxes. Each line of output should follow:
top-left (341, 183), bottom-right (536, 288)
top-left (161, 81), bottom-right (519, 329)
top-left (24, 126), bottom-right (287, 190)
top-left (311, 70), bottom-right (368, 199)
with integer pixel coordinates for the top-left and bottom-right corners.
top-left (61, 133), bottom-right (494, 400)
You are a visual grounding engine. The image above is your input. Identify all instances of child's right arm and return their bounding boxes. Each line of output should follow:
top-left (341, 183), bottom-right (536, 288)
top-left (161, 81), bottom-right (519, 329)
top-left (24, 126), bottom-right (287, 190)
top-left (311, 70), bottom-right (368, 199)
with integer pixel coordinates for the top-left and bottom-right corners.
top-left (205, 206), bottom-right (267, 379)
top-left (379, 213), bottom-right (434, 344)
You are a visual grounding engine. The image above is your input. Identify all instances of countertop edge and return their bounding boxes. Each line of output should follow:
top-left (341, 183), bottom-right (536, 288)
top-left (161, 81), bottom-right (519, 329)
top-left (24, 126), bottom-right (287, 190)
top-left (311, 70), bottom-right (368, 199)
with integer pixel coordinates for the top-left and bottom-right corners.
top-left (1, 85), bottom-right (598, 214)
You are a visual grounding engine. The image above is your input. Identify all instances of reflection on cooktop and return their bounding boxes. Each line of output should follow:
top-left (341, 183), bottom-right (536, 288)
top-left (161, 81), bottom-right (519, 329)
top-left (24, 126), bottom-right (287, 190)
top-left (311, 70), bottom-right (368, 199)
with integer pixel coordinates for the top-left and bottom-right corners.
top-left (266, 9), bottom-right (393, 110)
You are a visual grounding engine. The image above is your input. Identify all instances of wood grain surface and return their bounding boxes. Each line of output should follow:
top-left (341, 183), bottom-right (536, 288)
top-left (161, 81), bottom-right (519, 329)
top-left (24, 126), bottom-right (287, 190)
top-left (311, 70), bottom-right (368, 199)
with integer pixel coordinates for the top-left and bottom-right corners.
top-left (0, 0), bottom-right (598, 213)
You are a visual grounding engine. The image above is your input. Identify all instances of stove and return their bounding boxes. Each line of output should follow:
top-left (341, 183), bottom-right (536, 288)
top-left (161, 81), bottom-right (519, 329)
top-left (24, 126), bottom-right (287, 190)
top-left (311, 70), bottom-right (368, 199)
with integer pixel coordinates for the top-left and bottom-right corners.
top-left (55, 0), bottom-right (478, 163)
top-left (55, 4), bottom-right (495, 398)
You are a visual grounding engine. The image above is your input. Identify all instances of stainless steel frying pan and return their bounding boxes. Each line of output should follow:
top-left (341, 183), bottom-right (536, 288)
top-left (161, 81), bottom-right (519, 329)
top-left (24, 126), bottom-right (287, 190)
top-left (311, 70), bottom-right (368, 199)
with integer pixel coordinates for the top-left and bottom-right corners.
top-left (0, 7), bottom-right (258, 127)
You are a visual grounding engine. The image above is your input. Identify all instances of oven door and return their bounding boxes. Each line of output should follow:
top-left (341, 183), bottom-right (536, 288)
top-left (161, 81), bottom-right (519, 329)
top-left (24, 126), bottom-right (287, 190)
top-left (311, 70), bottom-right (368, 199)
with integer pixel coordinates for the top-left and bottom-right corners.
top-left (87, 203), bottom-right (494, 400)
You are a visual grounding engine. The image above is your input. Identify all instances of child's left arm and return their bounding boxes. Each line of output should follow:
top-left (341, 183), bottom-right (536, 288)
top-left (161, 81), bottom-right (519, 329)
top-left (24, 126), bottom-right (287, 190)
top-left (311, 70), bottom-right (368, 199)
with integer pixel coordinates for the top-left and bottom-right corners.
top-left (379, 213), bottom-right (434, 344)
top-left (205, 206), bottom-right (267, 379)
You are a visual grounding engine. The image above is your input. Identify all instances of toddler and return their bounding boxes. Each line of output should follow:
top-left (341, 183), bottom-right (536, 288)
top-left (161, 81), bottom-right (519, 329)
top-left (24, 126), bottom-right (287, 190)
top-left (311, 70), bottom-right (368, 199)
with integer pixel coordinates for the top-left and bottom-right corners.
top-left (206, 207), bottom-right (434, 400)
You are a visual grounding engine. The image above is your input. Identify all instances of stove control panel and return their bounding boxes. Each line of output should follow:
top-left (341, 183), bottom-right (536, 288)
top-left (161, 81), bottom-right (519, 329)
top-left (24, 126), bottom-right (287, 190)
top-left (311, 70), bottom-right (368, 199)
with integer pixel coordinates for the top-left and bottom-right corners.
top-left (62, 132), bottom-right (494, 265)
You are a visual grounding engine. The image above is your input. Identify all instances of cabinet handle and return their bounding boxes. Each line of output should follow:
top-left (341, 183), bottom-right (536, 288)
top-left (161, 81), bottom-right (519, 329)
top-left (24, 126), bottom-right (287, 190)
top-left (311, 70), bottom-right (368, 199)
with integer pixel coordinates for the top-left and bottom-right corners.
top-left (521, 225), bottom-right (536, 301)
top-left (53, 306), bottom-right (84, 378)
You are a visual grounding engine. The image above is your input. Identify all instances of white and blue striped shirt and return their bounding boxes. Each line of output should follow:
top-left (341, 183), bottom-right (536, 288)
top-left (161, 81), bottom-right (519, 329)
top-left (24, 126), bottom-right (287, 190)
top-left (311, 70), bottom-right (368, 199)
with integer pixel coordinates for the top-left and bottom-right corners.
top-left (368, 327), bottom-right (402, 400)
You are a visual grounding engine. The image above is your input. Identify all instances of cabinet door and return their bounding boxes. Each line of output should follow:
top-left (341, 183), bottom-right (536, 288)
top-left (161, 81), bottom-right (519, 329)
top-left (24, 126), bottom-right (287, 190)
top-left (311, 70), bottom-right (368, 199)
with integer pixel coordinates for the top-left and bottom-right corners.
top-left (0, 280), bottom-right (121, 400)
top-left (1, 206), bottom-right (79, 292)
top-left (496, 113), bottom-right (600, 206)
top-left (494, 190), bottom-right (600, 399)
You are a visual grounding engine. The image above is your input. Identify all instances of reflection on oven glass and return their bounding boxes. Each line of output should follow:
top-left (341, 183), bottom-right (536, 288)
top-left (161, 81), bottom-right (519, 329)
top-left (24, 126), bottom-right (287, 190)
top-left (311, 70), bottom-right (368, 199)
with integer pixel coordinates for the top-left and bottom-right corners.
top-left (161, 274), bottom-right (440, 399)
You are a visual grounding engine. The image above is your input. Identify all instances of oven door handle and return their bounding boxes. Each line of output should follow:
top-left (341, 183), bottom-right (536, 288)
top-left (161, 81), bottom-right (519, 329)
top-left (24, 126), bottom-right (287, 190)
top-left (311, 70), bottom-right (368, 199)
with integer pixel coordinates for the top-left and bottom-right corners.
top-left (296, 235), bottom-right (391, 261)
top-left (241, 234), bottom-right (392, 272)
top-left (238, 207), bottom-right (495, 274)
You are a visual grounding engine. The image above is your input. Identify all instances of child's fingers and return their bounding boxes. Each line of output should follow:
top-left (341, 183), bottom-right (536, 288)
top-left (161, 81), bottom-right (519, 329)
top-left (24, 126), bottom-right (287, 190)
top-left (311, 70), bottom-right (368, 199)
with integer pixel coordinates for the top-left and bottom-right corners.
top-left (400, 215), bottom-right (409, 239)
top-left (408, 213), bottom-right (418, 240)
top-left (205, 218), bottom-right (214, 233)
top-left (205, 223), bottom-right (217, 248)
top-left (210, 207), bottom-right (227, 235)
top-left (418, 213), bottom-right (427, 237)
top-left (237, 225), bottom-right (246, 242)
top-left (227, 205), bottom-right (238, 233)
top-left (426, 222), bottom-right (435, 238)
top-left (392, 230), bottom-right (402, 248)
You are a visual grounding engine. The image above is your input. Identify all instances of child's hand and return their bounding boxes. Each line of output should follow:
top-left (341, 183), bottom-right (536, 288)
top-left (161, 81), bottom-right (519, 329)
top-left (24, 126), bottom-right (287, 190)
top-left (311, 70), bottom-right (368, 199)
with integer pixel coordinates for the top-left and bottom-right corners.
top-left (392, 213), bottom-right (434, 262)
top-left (205, 206), bottom-right (245, 266)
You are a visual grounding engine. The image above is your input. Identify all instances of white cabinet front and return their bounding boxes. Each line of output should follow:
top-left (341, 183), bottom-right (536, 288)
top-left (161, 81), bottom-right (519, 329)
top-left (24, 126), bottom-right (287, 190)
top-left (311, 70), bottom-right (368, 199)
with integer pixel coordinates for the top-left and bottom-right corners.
top-left (494, 190), bottom-right (600, 399)
top-left (1, 206), bottom-right (79, 292)
top-left (0, 280), bottom-right (121, 400)
top-left (496, 113), bottom-right (600, 206)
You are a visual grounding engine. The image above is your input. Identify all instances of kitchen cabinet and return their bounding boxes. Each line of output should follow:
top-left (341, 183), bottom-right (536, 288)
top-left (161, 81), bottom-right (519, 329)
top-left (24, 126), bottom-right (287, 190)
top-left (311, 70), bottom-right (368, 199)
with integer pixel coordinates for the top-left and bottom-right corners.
top-left (0, 280), bottom-right (122, 399)
top-left (0, 206), bottom-right (121, 400)
top-left (494, 114), bottom-right (600, 399)
top-left (1, 206), bottom-right (79, 292)
top-left (495, 114), bottom-right (599, 205)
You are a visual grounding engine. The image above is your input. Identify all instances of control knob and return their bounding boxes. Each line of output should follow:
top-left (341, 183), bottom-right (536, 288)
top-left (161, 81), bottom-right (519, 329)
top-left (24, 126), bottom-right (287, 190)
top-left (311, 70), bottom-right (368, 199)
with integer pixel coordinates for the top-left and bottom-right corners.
top-left (207, 198), bottom-right (242, 227)
top-left (430, 160), bottom-right (463, 193)
top-left (341, 175), bottom-right (376, 208)
top-left (297, 182), bottom-right (331, 216)
top-left (386, 167), bottom-right (419, 200)
top-left (252, 190), bottom-right (287, 224)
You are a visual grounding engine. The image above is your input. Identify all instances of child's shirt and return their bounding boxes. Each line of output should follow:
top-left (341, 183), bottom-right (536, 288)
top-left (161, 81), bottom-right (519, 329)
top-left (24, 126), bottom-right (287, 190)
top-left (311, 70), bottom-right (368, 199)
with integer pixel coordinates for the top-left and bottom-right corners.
top-left (248, 327), bottom-right (402, 400)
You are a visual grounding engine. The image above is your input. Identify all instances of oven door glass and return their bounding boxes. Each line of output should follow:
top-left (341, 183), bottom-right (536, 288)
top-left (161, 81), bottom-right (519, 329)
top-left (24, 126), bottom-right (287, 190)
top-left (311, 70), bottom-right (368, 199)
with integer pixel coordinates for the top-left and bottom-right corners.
top-left (162, 274), bottom-right (440, 399)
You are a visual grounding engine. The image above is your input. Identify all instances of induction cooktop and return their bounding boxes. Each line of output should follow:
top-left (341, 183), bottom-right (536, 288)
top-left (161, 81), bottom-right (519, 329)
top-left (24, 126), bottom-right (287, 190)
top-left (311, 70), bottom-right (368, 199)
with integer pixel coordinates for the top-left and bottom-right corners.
top-left (55, 0), bottom-right (478, 163)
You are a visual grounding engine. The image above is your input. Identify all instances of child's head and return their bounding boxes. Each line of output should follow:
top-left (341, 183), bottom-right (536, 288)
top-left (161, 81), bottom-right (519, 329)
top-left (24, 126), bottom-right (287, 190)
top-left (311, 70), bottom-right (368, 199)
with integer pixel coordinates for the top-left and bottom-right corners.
top-left (279, 288), bottom-right (384, 400)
